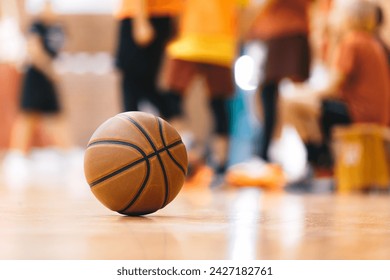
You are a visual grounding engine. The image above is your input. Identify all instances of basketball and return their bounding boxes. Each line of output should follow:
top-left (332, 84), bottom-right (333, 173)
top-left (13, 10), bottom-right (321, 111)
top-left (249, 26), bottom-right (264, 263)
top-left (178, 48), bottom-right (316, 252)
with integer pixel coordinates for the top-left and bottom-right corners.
top-left (84, 111), bottom-right (188, 216)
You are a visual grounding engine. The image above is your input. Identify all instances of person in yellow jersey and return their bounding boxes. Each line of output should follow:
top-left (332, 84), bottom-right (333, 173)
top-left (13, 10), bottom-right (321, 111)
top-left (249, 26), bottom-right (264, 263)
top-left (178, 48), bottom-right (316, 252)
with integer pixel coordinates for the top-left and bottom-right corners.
top-left (162, 0), bottom-right (248, 184)
top-left (114, 0), bottom-right (182, 119)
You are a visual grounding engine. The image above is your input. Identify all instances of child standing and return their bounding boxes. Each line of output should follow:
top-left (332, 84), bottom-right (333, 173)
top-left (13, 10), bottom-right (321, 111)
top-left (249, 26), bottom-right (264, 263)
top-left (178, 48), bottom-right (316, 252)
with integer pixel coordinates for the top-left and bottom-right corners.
top-left (114, 0), bottom-right (182, 120)
top-left (163, 0), bottom-right (248, 181)
top-left (3, 1), bottom-right (75, 187)
top-left (9, 1), bottom-right (71, 156)
top-left (248, 0), bottom-right (312, 162)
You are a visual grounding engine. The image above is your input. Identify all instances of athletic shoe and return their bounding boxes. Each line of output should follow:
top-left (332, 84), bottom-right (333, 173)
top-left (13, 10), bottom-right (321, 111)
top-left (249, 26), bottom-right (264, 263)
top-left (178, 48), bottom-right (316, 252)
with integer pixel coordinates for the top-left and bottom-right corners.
top-left (2, 151), bottom-right (31, 190)
top-left (225, 157), bottom-right (286, 190)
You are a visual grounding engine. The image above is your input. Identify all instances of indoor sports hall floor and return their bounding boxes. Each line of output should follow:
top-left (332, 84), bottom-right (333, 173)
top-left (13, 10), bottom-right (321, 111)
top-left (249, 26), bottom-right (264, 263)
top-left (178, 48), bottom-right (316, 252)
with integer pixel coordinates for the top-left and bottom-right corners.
top-left (1, 158), bottom-right (390, 260)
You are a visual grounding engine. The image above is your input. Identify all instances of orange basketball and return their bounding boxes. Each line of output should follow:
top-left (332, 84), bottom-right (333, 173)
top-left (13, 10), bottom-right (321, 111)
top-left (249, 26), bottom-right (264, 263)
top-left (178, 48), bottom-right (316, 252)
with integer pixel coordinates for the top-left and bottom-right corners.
top-left (84, 112), bottom-right (188, 216)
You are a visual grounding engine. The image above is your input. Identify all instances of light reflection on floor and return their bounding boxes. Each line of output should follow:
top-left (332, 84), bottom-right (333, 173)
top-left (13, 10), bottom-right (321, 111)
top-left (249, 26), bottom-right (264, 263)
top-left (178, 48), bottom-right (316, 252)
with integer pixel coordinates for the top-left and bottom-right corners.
top-left (1, 150), bottom-right (390, 259)
top-left (228, 188), bottom-right (261, 260)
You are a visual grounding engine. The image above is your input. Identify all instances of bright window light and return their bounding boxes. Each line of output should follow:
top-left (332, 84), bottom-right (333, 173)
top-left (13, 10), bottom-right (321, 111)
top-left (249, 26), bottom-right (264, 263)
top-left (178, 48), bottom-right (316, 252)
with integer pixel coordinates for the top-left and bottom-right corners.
top-left (234, 55), bottom-right (257, 91)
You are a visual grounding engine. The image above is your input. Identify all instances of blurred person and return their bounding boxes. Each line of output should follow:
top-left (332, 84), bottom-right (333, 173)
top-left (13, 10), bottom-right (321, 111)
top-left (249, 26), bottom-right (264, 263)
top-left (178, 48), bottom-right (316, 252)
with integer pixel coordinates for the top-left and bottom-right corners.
top-left (0, 0), bottom-right (26, 149)
top-left (114, 0), bottom-right (182, 120)
top-left (6, 1), bottom-right (71, 161)
top-left (162, 0), bottom-right (248, 183)
top-left (282, 0), bottom-right (389, 170)
top-left (247, 0), bottom-right (313, 162)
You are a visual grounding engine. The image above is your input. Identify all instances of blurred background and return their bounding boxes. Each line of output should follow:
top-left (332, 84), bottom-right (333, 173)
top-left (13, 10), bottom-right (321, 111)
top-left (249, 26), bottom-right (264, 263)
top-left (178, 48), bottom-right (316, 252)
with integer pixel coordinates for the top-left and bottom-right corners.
top-left (0, 0), bottom-right (386, 148)
top-left (0, 0), bottom-right (390, 189)
top-left (1, 0), bottom-right (121, 150)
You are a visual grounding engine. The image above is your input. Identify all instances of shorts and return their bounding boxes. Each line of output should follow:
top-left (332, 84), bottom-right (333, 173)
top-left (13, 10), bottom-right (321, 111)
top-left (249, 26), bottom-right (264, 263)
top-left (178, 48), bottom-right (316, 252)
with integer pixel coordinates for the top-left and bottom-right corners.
top-left (20, 66), bottom-right (60, 113)
top-left (163, 58), bottom-right (234, 97)
top-left (115, 17), bottom-right (176, 75)
top-left (263, 34), bottom-right (311, 83)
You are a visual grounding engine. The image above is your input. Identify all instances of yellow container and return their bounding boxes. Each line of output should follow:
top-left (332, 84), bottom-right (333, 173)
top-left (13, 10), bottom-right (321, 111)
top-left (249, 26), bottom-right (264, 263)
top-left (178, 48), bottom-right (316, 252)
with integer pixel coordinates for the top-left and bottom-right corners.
top-left (333, 124), bottom-right (390, 193)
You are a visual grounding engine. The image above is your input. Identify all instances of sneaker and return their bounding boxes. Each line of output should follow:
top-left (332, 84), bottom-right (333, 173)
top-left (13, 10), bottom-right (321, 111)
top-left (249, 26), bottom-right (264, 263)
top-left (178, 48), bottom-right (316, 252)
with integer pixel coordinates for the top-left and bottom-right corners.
top-left (225, 157), bottom-right (286, 190)
top-left (183, 164), bottom-right (214, 189)
top-left (2, 151), bottom-right (31, 190)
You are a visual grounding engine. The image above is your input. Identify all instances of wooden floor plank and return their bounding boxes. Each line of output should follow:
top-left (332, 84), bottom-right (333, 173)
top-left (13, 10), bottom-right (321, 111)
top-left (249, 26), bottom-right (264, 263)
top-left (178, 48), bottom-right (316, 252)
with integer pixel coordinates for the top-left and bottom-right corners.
top-left (1, 182), bottom-right (390, 260)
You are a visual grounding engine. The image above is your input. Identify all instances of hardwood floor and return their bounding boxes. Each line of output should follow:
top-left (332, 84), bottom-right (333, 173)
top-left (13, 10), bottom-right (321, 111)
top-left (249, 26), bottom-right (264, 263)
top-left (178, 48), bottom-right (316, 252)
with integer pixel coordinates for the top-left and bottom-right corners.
top-left (0, 179), bottom-right (389, 260)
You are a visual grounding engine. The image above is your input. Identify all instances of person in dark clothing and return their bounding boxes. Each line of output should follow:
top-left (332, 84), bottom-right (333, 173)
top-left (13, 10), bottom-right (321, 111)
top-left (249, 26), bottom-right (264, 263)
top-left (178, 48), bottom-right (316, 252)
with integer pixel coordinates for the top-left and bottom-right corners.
top-left (9, 0), bottom-right (72, 155)
top-left (248, 0), bottom-right (312, 162)
top-left (114, 0), bottom-right (182, 120)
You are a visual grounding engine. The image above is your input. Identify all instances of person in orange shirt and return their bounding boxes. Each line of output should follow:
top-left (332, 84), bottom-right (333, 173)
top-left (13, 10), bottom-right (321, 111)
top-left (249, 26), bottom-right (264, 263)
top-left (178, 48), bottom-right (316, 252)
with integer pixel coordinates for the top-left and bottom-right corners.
top-left (162, 0), bottom-right (247, 181)
top-left (247, 0), bottom-right (312, 162)
top-left (284, 0), bottom-right (390, 168)
top-left (114, 0), bottom-right (182, 119)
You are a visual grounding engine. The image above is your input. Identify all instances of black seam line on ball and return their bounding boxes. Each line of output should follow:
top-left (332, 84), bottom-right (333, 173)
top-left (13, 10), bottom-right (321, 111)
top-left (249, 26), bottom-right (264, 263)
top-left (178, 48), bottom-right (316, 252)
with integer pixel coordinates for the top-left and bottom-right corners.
top-left (119, 156), bottom-right (151, 214)
top-left (121, 116), bottom-right (170, 207)
top-left (88, 139), bottom-right (182, 187)
top-left (155, 118), bottom-right (170, 208)
top-left (90, 141), bottom-right (152, 215)
top-left (157, 118), bottom-right (186, 176)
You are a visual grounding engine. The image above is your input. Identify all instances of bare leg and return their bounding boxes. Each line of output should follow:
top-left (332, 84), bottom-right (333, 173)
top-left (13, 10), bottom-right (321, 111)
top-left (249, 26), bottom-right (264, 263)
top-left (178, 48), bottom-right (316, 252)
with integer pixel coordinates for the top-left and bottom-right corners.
top-left (9, 112), bottom-right (40, 155)
top-left (44, 114), bottom-right (73, 151)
